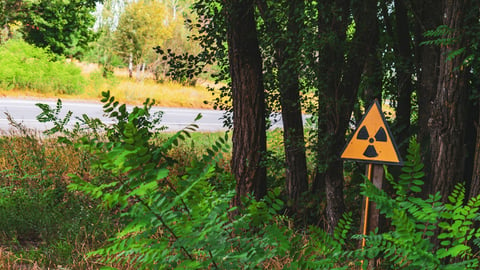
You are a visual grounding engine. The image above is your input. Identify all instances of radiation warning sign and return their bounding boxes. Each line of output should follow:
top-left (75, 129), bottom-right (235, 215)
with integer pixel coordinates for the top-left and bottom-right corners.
top-left (341, 100), bottom-right (402, 165)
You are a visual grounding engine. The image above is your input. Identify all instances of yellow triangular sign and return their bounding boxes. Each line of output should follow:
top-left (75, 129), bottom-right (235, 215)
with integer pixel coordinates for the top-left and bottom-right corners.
top-left (341, 100), bottom-right (402, 165)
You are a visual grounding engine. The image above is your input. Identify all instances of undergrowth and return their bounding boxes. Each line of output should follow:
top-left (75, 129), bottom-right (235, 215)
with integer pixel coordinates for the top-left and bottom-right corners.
top-left (1, 93), bottom-right (480, 269)
top-left (357, 138), bottom-right (480, 269)
top-left (0, 120), bottom-right (115, 268)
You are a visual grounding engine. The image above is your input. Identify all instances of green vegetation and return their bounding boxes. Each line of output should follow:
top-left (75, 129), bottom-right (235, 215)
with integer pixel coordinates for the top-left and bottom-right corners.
top-left (1, 94), bottom-right (479, 268)
top-left (0, 123), bottom-right (114, 268)
top-left (1, 0), bottom-right (479, 268)
top-left (1, 0), bottom-right (98, 56)
top-left (0, 96), bottom-right (226, 268)
top-left (0, 39), bottom-right (85, 95)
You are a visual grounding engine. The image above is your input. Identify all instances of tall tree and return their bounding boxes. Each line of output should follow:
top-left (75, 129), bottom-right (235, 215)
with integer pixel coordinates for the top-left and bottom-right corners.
top-left (391, 0), bottom-right (416, 154)
top-left (311, 0), bottom-right (379, 232)
top-left (257, 0), bottom-right (308, 213)
top-left (226, 0), bottom-right (267, 205)
top-left (114, 0), bottom-right (177, 66)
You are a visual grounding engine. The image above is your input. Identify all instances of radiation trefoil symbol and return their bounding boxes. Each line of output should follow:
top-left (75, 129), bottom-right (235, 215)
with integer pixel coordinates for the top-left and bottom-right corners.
top-left (357, 126), bottom-right (387, 158)
top-left (341, 100), bottom-right (402, 165)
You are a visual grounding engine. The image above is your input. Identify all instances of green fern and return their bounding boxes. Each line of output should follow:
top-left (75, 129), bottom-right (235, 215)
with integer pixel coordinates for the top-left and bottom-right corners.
top-left (359, 137), bottom-right (480, 269)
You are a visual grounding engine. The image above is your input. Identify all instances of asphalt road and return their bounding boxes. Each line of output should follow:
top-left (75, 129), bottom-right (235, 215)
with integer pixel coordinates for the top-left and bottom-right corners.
top-left (0, 97), bottom-right (230, 133)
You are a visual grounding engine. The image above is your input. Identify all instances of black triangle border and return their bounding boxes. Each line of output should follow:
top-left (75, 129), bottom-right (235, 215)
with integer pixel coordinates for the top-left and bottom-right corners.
top-left (340, 100), bottom-right (404, 166)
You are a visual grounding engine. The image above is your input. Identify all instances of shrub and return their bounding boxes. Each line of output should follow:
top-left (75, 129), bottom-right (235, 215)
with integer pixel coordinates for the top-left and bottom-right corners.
top-left (62, 92), bottom-right (271, 268)
top-left (0, 39), bottom-right (85, 94)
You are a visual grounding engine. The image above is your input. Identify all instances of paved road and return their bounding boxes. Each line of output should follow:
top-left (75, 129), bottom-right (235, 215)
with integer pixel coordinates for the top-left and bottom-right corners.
top-left (0, 97), bottom-right (231, 133)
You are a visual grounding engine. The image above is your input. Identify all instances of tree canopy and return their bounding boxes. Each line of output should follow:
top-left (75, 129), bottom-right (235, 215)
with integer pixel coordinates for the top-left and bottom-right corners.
top-left (22, 0), bottom-right (99, 56)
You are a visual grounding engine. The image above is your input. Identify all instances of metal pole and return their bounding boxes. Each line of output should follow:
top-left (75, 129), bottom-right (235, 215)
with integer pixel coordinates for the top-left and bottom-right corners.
top-left (361, 163), bottom-right (373, 268)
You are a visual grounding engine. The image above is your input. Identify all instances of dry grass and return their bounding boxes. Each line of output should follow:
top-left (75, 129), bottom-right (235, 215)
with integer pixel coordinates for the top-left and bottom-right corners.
top-left (0, 125), bottom-right (116, 269)
top-left (0, 247), bottom-right (43, 270)
top-left (78, 62), bottom-right (219, 108)
top-left (97, 76), bottom-right (215, 108)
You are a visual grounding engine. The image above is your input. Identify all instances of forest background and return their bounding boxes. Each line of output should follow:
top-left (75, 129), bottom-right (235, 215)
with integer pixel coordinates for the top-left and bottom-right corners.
top-left (1, 0), bottom-right (480, 269)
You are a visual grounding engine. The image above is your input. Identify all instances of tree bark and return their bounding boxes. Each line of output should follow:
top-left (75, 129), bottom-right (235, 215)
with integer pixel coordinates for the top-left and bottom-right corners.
top-left (416, 0), bottom-right (470, 199)
top-left (411, 0), bottom-right (442, 198)
top-left (276, 0), bottom-right (308, 212)
top-left (469, 109), bottom-right (480, 199)
top-left (226, 0), bottom-right (267, 205)
top-left (312, 0), bottom-right (349, 195)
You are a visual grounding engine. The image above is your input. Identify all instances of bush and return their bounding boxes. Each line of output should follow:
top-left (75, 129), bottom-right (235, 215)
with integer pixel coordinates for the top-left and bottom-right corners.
top-left (34, 92), bottom-right (285, 268)
top-left (0, 39), bottom-right (85, 94)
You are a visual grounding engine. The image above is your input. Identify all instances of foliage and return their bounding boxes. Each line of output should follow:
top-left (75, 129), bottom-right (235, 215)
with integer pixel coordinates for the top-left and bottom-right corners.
top-left (33, 93), bottom-right (357, 269)
top-left (154, 46), bottom-right (206, 85)
top-left (29, 93), bottom-right (368, 269)
top-left (4, 90), bottom-right (480, 268)
top-left (0, 0), bottom-right (27, 43)
top-left (0, 39), bottom-right (85, 94)
top-left (21, 0), bottom-right (98, 56)
top-left (421, 25), bottom-right (469, 64)
top-left (61, 92), bottom-right (279, 268)
top-left (358, 137), bottom-right (480, 269)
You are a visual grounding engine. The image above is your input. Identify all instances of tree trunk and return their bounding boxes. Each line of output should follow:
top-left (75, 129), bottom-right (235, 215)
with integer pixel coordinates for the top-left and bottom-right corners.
top-left (312, 0), bottom-right (349, 195)
top-left (393, 0), bottom-right (415, 155)
top-left (363, 55), bottom-right (383, 104)
top-left (277, 0), bottom-right (308, 213)
top-left (257, 0), bottom-right (308, 213)
top-left (412, 0), bottom-right (442, 197)
top-left (226, 0), bottom-right (267, 205)
top-left (417, 0), bottom-right (469, 199)
top-left (468, 108), bottom-right (480, 199)
top-left (313, 0), bottom-right (379, 232)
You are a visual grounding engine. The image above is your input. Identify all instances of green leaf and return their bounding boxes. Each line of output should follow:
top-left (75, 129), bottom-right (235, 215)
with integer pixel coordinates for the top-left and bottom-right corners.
top-left (410, 186), bottom-right (422, 193)
top-left (413, 171), bottom-right (425, 179)
top-left (440, 240), bottom-right (451, 246)
top-left (412, 180), bottom-right (424, 186)
top-left (156, 168), bottom-right (169, 180)
top-left (447, 244), bottom-right (470, 256)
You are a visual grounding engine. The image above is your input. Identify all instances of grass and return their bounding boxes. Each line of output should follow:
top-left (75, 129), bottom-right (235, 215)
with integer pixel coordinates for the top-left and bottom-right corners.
top-left (0, 124), bottom-right (116, 269)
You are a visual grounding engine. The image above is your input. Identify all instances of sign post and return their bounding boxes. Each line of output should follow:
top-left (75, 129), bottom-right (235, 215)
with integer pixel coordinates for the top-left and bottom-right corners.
top-left (340, 100), bottom-right (402, 268)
